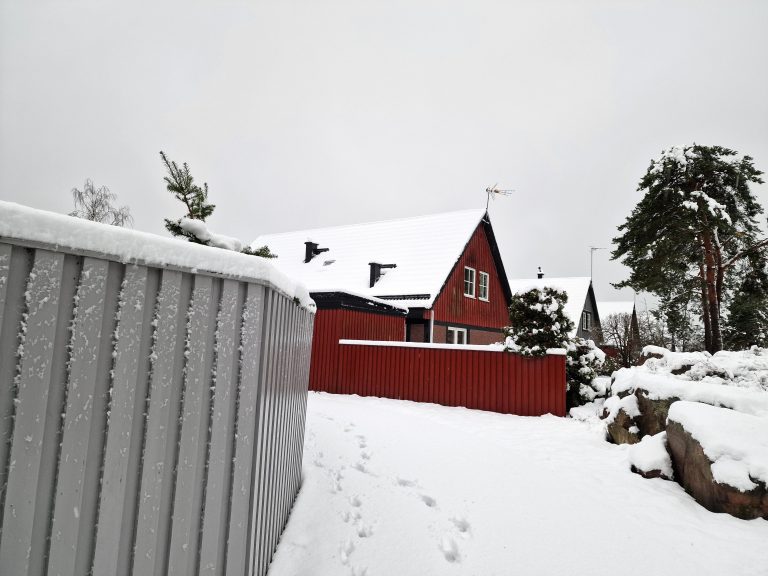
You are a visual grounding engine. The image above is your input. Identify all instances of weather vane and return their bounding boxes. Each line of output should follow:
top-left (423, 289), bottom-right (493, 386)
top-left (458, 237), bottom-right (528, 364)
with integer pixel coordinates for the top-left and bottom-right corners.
top-left (485, 184), bottom-right (514, 210)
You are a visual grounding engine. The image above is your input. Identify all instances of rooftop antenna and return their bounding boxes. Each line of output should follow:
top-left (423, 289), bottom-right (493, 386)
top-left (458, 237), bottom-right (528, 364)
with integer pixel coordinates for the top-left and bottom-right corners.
top-left (485, 184), bottom-right (514, 211)
top-left (589, 246), bottom-right (606, 280)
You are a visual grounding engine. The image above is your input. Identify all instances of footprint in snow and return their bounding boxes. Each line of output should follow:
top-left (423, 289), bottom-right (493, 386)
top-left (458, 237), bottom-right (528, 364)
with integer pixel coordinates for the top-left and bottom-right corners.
top-left (355, 435), bottom-right (367, 449)
top-left (360, 451), bottom-right (371, 461)
top-left (395, 477), bottom-right (416, 488)
top-left (349, 495), bottom-right (362, 508)
top-left (356, 524), bottom-right (374, 538)
top-left (350, 566), bottom-right (368, 576)
top-left (420, 494), bottom-right (437, 508)
top-left (439, 536), bottom-right (460, 563)
top-left (339, 539), bottom-right (355, 565)
top-left (352, 461), bottom-right (368, 474)
top-left (450, 516), bottom-right (471, 536)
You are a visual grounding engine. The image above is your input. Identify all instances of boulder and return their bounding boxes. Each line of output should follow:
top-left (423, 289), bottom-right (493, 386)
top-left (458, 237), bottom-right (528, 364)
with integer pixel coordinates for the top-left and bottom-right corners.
top-left (634, 391), bottom-right (679, 437)
top-left (605, 408), bottom-right (640, 445)
top-left (628, 432), bottom-right (674, 481)
top-left (666, 419), bottom-right (768, 520)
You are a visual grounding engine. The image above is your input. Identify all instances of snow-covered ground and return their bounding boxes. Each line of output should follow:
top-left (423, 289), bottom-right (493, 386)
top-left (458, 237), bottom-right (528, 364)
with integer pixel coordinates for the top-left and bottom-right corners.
top-left (269, 393), bottom-right (768, 576)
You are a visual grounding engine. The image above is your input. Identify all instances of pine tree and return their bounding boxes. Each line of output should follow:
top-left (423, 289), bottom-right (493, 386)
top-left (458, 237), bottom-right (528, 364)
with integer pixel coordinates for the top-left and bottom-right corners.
top-left (612, 144), bottom-right (766, 353)
top-left (504, 288), bottom-right (573, 356)
top-left (724, 253), bottom-right (768, 349)
top-left (161, 151), bottom-right (215, 244)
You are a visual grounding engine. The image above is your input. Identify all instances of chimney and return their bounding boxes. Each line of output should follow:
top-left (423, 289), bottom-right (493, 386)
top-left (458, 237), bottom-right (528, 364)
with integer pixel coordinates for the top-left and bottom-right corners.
top-left (304, 241), bottom-right (329, 263)
top-left (537, 266), bottom-right (544, 279)
top-left (369, 262), bottom-right (397, 288)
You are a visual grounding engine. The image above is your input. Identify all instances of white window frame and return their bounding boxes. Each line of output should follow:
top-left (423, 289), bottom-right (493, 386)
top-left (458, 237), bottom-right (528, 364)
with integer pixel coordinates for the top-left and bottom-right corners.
top-left (464, 267), bottom-right (476, 298)
top-left (478, 271), bottom-right (489, 301)
top-left (447, 326), bottom-right (467, 345)
top-left (581, 310), bottom-right (591, 331)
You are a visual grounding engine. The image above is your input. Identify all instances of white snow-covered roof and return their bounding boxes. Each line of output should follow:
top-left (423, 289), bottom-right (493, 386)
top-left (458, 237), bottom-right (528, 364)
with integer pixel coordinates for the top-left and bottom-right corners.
top-left (506, 276), bottom-right (593, 336)
top-left (252, 209), bottom-right (488, 307)
top-left (597, 301), bottom-right (635, 318)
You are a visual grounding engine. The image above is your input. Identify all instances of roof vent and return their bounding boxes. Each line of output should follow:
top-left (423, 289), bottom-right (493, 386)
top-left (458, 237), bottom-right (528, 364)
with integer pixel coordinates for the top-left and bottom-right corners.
top-left (369, 262), bottom-right (397, 288)
top-left (304, 241), bottom-right (329, 263)
top-left (537, 266), bottom-right (544, 279)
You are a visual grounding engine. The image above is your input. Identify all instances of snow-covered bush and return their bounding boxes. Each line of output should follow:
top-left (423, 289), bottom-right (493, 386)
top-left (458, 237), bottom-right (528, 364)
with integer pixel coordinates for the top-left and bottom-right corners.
top-left (566, 337), bottom-right (606, 408)
top-left (504, 288), bottom-right (573, 356)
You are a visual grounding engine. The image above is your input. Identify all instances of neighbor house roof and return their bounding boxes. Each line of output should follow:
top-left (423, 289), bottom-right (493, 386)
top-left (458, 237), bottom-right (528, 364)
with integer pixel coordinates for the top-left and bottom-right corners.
top-left (597, 301), bottom-right (636, 318)
top-left (506, 276), bottom-right (594, 337)
top-left (252, 209), bottom-right (507, 309)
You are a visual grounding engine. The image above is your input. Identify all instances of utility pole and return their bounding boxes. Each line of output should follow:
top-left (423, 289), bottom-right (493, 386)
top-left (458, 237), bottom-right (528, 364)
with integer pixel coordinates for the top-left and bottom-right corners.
top-left (589, 246), bottom-right (606, 280)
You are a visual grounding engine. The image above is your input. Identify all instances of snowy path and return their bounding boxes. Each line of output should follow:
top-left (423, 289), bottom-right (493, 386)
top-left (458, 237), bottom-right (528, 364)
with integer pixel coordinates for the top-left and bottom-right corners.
top-left (268, 393), bottom-right (768, 576)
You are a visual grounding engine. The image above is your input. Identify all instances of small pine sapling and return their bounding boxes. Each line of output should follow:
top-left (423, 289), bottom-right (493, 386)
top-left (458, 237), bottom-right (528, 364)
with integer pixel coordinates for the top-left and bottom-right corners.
top-left (160, 151), bottom-right (215, 244)
top-left (159, 151), bottom-right (276, 258)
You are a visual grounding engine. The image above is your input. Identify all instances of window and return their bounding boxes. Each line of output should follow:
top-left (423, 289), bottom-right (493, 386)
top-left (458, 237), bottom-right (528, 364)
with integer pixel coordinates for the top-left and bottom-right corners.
top-left (581, 311), bottom-right (591, 331)
top-left (464, 267), bottom-right (476, 298)
top-left (478, 271), bottom-right (489, 301)
top-left (447, 327), bottom-right (467, 345)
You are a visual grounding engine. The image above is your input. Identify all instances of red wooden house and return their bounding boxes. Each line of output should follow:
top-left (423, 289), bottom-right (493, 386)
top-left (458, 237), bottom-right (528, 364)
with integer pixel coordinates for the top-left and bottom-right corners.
top-left (253, 209), bottom-right (513, 390)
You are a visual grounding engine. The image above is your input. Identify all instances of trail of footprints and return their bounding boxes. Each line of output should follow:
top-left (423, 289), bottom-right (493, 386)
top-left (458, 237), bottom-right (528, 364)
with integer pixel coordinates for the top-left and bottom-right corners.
top-left (314, 417), bottom-right (472, 573)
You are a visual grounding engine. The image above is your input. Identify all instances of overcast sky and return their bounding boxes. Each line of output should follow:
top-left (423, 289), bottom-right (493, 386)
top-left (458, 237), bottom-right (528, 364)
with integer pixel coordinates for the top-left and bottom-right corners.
top-left (2, 0), bottom-right (767, 303)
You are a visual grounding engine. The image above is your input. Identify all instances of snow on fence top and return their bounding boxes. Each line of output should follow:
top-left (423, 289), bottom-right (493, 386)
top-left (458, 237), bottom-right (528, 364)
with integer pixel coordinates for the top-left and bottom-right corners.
top-left (339, 339), bottom-right (568, 355)
top-left (0, 201), bottom-right (315, 310)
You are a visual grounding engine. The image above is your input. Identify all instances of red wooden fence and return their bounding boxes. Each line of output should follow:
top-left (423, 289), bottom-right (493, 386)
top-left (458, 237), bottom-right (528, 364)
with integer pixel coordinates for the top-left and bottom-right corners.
top-left (309, 309), bottom-right (404, 392)
top-left (314, 340), bottom-right (566, 416)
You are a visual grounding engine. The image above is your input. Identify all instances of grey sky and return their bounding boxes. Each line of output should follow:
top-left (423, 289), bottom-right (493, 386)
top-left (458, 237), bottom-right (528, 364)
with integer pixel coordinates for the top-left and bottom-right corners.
top-left (2, 0), bottom-right (767, 303)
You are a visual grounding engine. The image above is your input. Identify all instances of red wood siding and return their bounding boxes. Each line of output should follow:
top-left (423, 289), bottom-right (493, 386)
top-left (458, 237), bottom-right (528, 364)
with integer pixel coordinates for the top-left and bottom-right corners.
top-left (432, 224), bottom-right (509, 331)
top-left (330, 343), bottom-right (565, 416)
top-left (309, 309), bottom-right (404, 392)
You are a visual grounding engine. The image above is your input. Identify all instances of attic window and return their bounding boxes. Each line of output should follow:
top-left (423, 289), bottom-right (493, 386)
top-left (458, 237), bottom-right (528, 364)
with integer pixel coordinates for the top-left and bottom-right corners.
top-left (581, 311), bottom-right (592, 331)
top-left (464, 267), bottom-right (476, 298)
top-left (478, 272), bottom-right (489, 301)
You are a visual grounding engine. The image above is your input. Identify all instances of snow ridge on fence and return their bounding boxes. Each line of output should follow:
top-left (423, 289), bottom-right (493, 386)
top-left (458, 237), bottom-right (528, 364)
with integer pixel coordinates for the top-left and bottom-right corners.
top-left (0, 211), bottom-right (314, 576)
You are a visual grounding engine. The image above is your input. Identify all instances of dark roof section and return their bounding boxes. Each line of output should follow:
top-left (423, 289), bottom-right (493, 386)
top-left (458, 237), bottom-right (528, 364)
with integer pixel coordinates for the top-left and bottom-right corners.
top-left (311, 291), bottom-right (408, 317)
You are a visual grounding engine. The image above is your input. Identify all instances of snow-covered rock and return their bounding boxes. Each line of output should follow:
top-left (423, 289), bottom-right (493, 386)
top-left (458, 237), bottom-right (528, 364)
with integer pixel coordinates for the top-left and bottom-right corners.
top-left (628, 432), bottom-right (673, 480)
top-left (666, 401), bottom-right (768, 520)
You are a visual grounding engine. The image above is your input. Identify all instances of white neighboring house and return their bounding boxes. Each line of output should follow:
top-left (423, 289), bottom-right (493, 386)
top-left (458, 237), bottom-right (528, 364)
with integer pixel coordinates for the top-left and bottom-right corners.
top-left (507, 276), bottom-right (601, 341)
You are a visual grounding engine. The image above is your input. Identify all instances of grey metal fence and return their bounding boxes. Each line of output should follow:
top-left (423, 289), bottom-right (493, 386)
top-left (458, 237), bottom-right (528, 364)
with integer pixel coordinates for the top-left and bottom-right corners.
top-left (0, 226), bottom-right (314, 576)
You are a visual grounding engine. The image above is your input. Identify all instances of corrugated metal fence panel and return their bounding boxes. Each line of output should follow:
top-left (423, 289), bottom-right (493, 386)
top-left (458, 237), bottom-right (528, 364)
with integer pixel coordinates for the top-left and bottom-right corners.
top-left (0, 240), bottom-right (314, 576)
top-left (335, 342), bottom-right (565, 417)
top-left (309, 309), bottom-right (405, 392)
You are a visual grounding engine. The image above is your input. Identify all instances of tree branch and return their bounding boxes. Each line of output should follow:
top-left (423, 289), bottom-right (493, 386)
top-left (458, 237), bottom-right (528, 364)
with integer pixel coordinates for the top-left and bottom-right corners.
top-left (722, 238), bottom-right (768, 270)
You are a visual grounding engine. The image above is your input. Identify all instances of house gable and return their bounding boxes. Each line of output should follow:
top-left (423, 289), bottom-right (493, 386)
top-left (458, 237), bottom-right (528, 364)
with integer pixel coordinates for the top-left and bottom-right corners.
top-left (431, 223), bottom-right (510, 335)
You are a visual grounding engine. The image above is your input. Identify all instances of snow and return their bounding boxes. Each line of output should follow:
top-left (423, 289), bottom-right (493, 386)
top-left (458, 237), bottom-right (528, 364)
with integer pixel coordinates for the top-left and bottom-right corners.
top-left (668, 401), bottom-right (768, 491)
top-left (339, 339), bottom-right (567, 355)
top-left (506, 276), bottom-right (592, 337)
top-left (636, 346), bottom-right (768, 392)
top-left (178, 217), bottom-right (244, 252)
top-left (252, 209), bottom-right (488, 306)
top-left (603, 392), bottom-right (641, 424)
top-left (628, 432), bottom-right (674, 479)
top-left (269, 393), bottom-right (768, 576)
top-left (611, 370), bottom-right (768, 416)
top-left (0, 201), bottom-right (314, 310)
